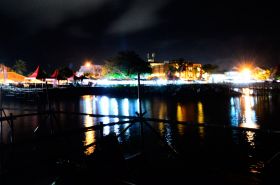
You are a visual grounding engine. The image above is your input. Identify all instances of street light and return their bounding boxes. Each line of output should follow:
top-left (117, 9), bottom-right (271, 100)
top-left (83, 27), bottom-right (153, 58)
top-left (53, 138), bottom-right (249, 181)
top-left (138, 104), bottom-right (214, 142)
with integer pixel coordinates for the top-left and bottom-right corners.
top-left (85, 61), bottom-right (92, 68)
top-left (240, 67), bottom-right (252, 82)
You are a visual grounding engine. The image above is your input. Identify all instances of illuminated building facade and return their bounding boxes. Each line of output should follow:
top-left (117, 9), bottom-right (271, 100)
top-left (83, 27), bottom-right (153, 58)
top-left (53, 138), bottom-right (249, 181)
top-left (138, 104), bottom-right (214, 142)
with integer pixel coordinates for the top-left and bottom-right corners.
top-left (147, 53), bottom-right (203, 80)
top-left (176, 62), bottom-right (203, 80)
top-left (149, 61), bottom-right (170, 79)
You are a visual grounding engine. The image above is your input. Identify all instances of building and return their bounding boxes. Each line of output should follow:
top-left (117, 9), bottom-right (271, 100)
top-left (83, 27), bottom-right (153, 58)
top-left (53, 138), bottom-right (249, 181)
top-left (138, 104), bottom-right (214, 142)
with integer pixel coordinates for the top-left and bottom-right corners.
top-left (149, 61), bottom-right (170, 79)
top-left (175, 62), bottom-right (202, 80)
top-left (147, 53), bottom-right (203, 80)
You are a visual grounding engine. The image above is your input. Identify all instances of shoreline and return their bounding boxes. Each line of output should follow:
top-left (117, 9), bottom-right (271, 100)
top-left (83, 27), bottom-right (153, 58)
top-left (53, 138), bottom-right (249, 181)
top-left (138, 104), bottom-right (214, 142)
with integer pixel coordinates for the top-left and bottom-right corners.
top-left (2, 83), bottom-right (279, 100)
top-left (45, 84), bottom-right (243, 99)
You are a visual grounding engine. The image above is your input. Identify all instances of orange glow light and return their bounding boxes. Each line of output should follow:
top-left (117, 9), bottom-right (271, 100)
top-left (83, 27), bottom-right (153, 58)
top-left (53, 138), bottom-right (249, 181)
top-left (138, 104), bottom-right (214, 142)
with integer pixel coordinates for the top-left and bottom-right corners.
top-left (85, 62), bottom-right (92, 68)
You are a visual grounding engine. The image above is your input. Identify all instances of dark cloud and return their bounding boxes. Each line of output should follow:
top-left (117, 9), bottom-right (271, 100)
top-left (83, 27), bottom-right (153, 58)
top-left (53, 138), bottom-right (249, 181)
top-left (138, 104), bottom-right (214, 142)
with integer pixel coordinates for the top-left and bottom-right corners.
top-left (109, 0), bottom-right (169, 34)
top-left (0, 0), bottom-right (113, 32)
top-left (0, 0), bottom-right (280, 70)
top-left (0, 0), bottom-right (168, 34)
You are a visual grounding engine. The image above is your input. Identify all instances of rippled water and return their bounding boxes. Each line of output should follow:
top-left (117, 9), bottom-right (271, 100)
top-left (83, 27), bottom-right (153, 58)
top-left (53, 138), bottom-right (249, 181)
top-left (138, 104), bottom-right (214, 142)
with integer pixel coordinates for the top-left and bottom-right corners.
top-left (1, 88), bottom-right (280, 176)
top-left (1, 88), bottom-right (280, 140)
top-left (78, 88), bottom-right (279, 130)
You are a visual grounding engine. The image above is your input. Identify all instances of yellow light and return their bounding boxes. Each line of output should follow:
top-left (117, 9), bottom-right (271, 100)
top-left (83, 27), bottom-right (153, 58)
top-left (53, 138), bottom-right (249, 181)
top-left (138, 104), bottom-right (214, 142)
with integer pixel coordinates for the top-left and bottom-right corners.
top-left (176, 104), bottom-right (184, 121)
top-left (82, 95), bottom-right (96, 155)
top-left (241, 68), bottom-right (251, 75)
top-left (85, 62), bottom-right (92, 68)
top-left (197, 102), bottom-right (204, 124)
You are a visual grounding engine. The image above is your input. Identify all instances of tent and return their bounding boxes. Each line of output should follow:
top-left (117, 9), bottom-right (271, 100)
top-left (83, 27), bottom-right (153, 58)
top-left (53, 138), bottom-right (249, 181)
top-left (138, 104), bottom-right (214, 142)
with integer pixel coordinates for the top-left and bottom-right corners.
top-left (46, 69), bottom-right (60, 86)
top-left (50, 69), bottom-right (59, 79)
top-left (0, 64), bottom-right (26, 84)
top-left (26, 66), bottom-right (47, 79)
top-left (0, 72), bottom-right (26, 84)
top-left (25, 66), bottom-right (46, 84)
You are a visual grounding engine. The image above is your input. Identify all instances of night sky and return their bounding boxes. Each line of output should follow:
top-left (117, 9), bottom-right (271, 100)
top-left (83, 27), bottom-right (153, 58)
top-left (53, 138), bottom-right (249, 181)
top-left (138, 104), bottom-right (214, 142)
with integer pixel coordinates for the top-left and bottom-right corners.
top-left (0, 0), bottom-right (280, 72)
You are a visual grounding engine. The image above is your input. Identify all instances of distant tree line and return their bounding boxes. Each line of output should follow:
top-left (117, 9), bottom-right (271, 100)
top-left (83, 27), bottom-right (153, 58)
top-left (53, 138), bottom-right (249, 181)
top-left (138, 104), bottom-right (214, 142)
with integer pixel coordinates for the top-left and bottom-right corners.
top-left (105, 51), bottom-right (152, 79)
top-left (2, 53), bottom-right (280, 81)
top-left (13, 59), bottom-right (27, 75)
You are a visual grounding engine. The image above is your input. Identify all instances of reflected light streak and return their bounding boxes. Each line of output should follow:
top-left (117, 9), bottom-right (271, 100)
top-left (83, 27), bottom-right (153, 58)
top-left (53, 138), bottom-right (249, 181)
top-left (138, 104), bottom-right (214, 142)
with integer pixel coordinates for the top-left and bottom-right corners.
top-left (122, 98), bottom-right (129, 117)
top-left (240, 89), bottom-right (258, 129)
top-left (197, 101), bottom-right (204, 124)
top-left (246, 131), bottom-right (260, 174)
top-left (230, 88), bottom-right (258, 129)
top-left (158, 122), bottom-right (165, 136)
top-left (230, 98), bottom-right (240, 127)
top-left (114, 124), bottom-right (120, 135)
top-left (198, 127), bottom-right (205, 140)
top-left (121, 99), bottom-right (130, 136)
top-left (246, 131), bottom-right (255, 147)
top-left (83, 95), bottom-right (94, 126)
top-left (165, 124), bottom-right (173, 145)
top-left (103, 125), bottom-right (110, 136)
top-left (82, 95), bottom-right (96, 155)
top-left (176, 103), bottom-right (186, 135)
top-left (197, 101), bottom-right (205, 139)
top-left (177, 124), bottom-right (184, 136)
top-left (111, 98), bottom-right (120, 134)
top-left (83, 95), bottom-right (93, 114)
top-left (177, 104), bottom-right (184, 121)
top-left (84, 130), bottom-right (95, 155)
top-left (99, 96), bottom-right (110, 125)
top-left (110, 98), bottom-right (119, 122)
top-left (158, 102), bottom-right (167, 119)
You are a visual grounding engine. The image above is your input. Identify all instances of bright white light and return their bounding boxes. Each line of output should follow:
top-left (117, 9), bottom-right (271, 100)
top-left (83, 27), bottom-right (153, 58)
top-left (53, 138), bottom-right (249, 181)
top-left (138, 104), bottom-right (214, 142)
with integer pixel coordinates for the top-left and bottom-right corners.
top-left (94, 78), bottom-right (212, 86)
top-left (121, 98), bottom-right (129, 116)
top-left (240, 90), bottom-right (258, 129)
top-left (110, 98), bottom-right (119, 122)
top-left (99, 96), bottom-right (110, 127)
top-left (241, 68), bottom-right (252, 82)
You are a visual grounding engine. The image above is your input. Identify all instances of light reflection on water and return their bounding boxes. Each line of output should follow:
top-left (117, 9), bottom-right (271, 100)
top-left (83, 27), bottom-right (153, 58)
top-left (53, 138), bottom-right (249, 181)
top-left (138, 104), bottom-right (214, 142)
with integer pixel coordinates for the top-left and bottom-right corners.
top-left (176, 103), bottom-right (185, 137)
top-left (2, 89), bottom-right (277, 158)
top-left (79, 89), bottom-right (269, 169)
top-left (176, 103), bottom-right (185, 122)
top-left (80, 95), bottom-right (209, 148)
top-left (79, 90), bottom-right (267, 150)
top-left (197, 102), bottom-right (205, 140)
top-left (121, 98), bottom-right (129, 117)
top-left (1, 89), bottom-right (278, 176)
top-left (80, 96), bottom-right (140, 145)
top-left (197, 101), bottom-right (204, 124)
top-left (82, 95), bottom-right (96, 155)
top-left (99, 96), bottom-right (110, 124)
top-left (230, 88), bottom-right (258, 129)
top-left (229, 89), bottom-right (263, 174)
